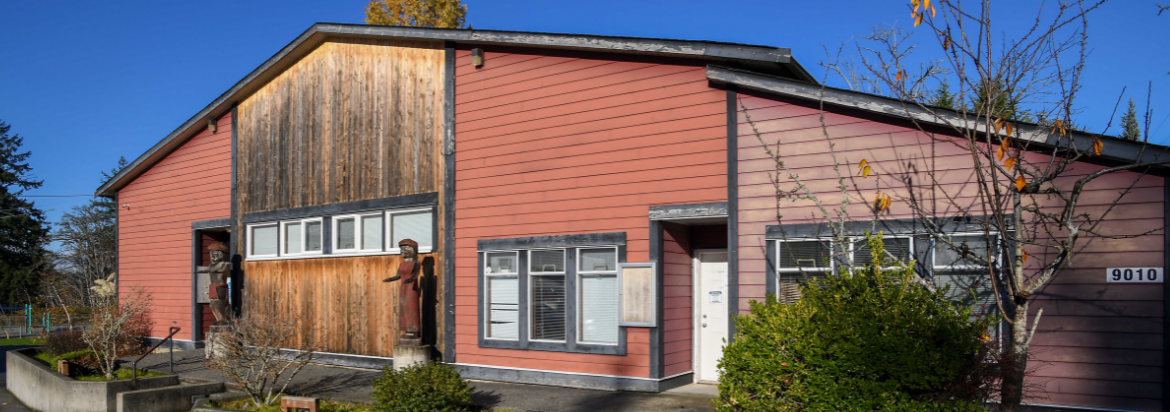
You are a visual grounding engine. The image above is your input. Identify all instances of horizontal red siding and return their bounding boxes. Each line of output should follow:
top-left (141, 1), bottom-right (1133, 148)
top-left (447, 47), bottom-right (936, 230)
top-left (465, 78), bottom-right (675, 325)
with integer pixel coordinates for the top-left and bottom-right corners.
top-left (453, 47), bottom-right (726, 378)
top-left (118, 112), bottom-right (232, 341)
top-left (735, 92), bottom-right (1165, 411)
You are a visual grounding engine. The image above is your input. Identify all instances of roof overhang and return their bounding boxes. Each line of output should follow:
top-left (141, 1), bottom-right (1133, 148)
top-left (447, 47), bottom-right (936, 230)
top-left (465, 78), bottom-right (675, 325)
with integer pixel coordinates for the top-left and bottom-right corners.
top-left (96, 24), bottom-right (814, 197)
top-left (707, 65), bottom-right (1170, 169)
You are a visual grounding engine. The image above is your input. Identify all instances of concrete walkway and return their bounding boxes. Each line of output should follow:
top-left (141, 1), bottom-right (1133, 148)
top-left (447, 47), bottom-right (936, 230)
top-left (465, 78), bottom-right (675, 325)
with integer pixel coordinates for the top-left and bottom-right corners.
top-left (0, 346), bottom-right (38, 412)
top-left (130, 348), bottom-right (717, 411)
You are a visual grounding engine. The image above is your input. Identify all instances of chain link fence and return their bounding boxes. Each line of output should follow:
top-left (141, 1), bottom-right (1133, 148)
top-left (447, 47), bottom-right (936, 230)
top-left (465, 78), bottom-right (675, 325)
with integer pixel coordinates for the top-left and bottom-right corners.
top-left (0, 306), bottom-right (94, 339)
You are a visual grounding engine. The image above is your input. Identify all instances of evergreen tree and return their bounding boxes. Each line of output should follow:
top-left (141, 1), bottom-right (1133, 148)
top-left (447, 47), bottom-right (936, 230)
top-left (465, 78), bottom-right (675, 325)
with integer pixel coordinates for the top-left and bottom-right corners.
top-left (0, 120), bottom-right (49, 306)
top-left (1121, 98), bottom-right (1142, 141)
top-left (970, 78), bottom-right (1027, 121)
top-left (929, 81), bottom-right (958, 110)
top-left (53, 157), bottom-right (126, 303)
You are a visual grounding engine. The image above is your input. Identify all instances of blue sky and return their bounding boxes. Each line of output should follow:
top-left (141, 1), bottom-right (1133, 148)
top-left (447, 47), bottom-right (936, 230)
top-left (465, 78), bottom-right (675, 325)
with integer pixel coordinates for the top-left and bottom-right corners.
top-left (1, 0), bottom-right (1167, 234)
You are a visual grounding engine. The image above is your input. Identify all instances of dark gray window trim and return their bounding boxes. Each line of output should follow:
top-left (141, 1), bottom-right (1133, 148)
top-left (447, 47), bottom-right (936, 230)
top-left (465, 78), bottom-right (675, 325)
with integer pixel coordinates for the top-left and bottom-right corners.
top-left (764, 216), bottom-right (1014, 295)
top-left (193, 217), bottom-right (232, 230)
top-left (648, 220), bottom-right (664, 379)
top-left (477, 233), bottom-right (628, 356)
top-left (649, 202), bottom-right (728, 221)
top-left (242, 193), bottom-right (437, 261)
top-left (477, 232), bottom-right (626, 251)
top-left (242, 192), bottom-right (438, 223)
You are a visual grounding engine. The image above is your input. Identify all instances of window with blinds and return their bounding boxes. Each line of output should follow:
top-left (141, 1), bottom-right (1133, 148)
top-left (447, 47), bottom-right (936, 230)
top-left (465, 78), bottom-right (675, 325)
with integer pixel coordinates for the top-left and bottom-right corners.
top-left (250, 224), bottom-right (278, 257)
top-left (853, 237), bottom-right (913, 267)
top-left (775, 240), bottom-right (832, 304)
top-left (934, 234), bottom-right (1000, 317)
top-left (530, 250), bottom-right (566, 342)
top-left (579, 248), bottom-right (618, 344)
top-left (486, 252), bottom-right (519, 340)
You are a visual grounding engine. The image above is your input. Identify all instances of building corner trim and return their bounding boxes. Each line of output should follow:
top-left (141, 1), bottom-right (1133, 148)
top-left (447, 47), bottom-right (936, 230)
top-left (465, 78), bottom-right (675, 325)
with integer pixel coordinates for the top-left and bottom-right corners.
top-left (442, 41), bottom-right (458, 364)
top-left (726, 86), bottom-right (739, 341)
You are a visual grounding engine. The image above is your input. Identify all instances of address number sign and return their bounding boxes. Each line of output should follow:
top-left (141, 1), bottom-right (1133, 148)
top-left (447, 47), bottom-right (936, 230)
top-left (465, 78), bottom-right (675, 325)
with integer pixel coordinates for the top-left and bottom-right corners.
top-left (1106, 267), bottom-right (1163, 283)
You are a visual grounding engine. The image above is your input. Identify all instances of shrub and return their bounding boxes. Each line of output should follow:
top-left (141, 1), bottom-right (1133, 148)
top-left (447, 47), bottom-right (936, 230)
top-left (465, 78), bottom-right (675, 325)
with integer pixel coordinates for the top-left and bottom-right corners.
top-left (372, 362), bottom-right (472, 412)
top-left (716, 236), bottom-right (998, 412)
top-left (44, 329), bottom-right (88, 356)
top-left (204, 310), bottom-right (316, 407)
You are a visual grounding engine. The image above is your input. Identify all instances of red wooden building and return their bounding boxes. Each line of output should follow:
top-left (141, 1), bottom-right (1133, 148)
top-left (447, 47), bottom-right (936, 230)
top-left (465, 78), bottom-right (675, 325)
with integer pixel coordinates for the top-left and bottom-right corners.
top-left (96, 23), bottom-right (1170, 411)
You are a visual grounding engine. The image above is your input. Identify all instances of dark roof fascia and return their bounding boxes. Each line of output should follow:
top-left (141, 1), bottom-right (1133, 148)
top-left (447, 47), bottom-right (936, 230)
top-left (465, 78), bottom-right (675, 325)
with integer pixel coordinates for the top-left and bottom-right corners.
top-left (96, 25), bottom-right (813, 197)
top-left (708, 65), bottom-right (1170, 169)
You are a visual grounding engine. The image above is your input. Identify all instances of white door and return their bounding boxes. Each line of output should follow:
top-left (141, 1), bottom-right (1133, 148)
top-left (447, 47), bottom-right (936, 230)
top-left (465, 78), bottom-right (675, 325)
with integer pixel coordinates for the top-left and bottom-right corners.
top-left (695, 251), bottom-right (728, 383)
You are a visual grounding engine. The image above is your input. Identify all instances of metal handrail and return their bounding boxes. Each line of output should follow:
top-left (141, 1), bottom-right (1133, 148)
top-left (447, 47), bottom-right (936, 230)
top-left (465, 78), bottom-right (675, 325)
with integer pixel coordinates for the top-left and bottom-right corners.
top-left (132, 326), bottom-right (181, 382)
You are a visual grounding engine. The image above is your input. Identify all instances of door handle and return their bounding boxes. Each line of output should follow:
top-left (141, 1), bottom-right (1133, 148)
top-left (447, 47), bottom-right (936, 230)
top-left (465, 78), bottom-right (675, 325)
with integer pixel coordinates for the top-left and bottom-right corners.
top-left (702, 323), bottom-right (707, 328)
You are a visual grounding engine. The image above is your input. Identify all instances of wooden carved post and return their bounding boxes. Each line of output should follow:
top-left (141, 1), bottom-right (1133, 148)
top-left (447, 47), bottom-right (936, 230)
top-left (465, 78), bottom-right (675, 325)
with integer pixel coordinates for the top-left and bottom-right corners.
top-left (384, 239), bottom-right (429, 369)
top-left (204, 242), bottom-right (232, 358)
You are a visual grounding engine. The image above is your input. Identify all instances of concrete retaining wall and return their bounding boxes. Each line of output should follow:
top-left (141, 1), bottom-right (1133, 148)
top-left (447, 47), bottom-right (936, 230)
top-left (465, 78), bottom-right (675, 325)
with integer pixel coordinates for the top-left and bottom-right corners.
top-left (117, 382), bottom-right (224, 412)
top-left (6, 347), bottom-right (178, 412)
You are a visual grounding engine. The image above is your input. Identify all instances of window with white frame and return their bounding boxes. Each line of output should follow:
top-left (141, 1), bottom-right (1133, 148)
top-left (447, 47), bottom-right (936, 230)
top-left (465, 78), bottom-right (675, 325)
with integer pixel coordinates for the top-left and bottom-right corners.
top-left (245, 207), bottom-right (433, 260)
top-left (933, 234), bottom-right (1000, 312)
top-left (775, 239), bottom-right (833, 304)
top-left (529, 250), bottom-right (566, 342)
top-left (334, 209), bottom-right (433, 254)
top-left (281, 218), bottom-right (323, 257)
top-left (485, 252), bottom-right (520, 340)
top-left (249, 223), bottom-right (279, 258)
top-left (578, 247), bottom-right (618, 344)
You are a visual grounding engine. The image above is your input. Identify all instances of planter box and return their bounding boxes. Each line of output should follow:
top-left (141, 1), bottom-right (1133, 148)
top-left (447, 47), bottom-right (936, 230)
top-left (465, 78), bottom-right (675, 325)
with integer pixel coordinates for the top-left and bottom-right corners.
top-left (6, 347), bottom-right (179, 412)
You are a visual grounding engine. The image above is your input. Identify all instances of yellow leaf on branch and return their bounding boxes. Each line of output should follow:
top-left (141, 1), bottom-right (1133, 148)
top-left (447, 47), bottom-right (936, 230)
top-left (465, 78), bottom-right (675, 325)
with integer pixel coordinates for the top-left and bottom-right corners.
top-left (1015, 175), bottom-right (1026, 192)
top-left (1021, 251), bottom-right (1030, 263)
top-left (862, 165), bottom-right (872, 178)
top-left (1004, 157), bottom-right (1016, 171)
top-left (1092, 136), bottom-right (1103, 156)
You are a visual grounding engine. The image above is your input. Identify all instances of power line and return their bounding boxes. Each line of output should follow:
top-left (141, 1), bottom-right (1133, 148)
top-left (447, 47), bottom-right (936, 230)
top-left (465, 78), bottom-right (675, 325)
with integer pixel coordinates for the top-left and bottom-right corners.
top-left (20, 195), bottom-right (96, 198)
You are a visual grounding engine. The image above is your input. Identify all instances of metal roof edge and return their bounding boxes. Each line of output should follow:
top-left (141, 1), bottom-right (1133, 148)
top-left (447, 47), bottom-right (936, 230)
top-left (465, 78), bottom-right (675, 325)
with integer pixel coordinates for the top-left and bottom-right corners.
top-left (708, 65), bottom-right (1170, 169)
top-left (97, 24), bottom-right (809, 196)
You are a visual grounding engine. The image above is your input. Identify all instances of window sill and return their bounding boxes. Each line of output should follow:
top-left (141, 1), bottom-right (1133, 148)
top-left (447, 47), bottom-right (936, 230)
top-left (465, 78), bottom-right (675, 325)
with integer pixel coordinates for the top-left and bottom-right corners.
top-left (479, 333), bottom-right (626, 355)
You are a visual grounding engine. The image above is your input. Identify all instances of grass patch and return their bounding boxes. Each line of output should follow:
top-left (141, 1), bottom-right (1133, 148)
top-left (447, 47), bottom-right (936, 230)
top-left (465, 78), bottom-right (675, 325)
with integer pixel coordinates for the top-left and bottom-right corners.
top-left (212, 397), bottom-right (372, 412)
top-left (27, 349), bottom-right (166, 381)
top-left (74, 368), bottom-right (167, 381)
top-left (33, 351), bottom-right (55, 366)
top-left (0, 337), bottom-right (44, 346)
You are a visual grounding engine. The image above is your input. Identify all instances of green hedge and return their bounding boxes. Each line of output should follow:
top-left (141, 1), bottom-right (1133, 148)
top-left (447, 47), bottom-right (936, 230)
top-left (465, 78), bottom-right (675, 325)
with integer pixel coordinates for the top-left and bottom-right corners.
top-left (716, 236), bottom-right (997, 411)
top-left (372, 362), bottom-right (472, 412)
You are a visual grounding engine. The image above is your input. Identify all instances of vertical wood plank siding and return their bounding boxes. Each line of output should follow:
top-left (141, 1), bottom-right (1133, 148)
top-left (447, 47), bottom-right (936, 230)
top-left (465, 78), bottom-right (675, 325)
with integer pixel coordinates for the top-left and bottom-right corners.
top-left (453, 47), bottom-right (727, 377)
top-left (118, 112), bottom-right (232, 341)
top-left (243, 255), bottom-right (435, 357)
top-left (735, 92), bottom-right (1165, 411)
top-left (662, 222), bottom-right (693, 377)
top-left (236, 38), bottom-right (447, 357)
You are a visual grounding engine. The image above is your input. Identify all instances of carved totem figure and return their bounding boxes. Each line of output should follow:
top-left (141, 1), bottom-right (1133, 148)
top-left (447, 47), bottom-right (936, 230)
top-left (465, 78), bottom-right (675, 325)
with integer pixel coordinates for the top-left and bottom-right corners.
top-left (383, 239), bottom-right (422, 346)
top-left (206, 242), bottom-right (231, 325)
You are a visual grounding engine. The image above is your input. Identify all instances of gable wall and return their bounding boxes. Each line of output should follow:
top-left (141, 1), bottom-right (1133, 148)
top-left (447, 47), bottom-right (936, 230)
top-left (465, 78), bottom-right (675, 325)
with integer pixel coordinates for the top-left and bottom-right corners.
top-left (452, 46), bottom-right (728, 377)
top-left (117, 111), bottom-right (232, 341)
top-left (735, 91), bottom-right (1165, 411)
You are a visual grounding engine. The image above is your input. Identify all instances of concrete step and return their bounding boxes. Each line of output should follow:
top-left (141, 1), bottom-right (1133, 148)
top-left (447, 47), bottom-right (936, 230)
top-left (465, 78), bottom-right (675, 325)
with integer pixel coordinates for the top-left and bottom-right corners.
top-left (116, 381), bottom-right (225, 412)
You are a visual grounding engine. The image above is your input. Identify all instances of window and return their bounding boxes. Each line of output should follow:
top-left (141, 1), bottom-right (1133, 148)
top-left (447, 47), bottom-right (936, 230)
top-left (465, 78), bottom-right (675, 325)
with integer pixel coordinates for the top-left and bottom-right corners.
top-left (477, 232), bottom-right (627, 355)
top-left (852, 236), bottom-right (914, 267)
top-left (390, 210), bottom-right (433, 253)
top-left (241, 195), bottom-right (436, 261)
top-left (332, 209), bottom-right (434, 255)
top-left (578, 248), bottom-right (618, 344)
top-left (281, 218), bottom-right (323, 257)
top-left (933, 234), bottom-right (1000, 312)
top-left (775, 239), bottom-right (833, 304)
top-left (334, 216), bottom-right (358, 252)
top-left (485, 252), bottom-right (520, 340)
top-left (529, 250), bottom-right (566, 342)
top-left (249, 223), bottom-right (279, 258)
